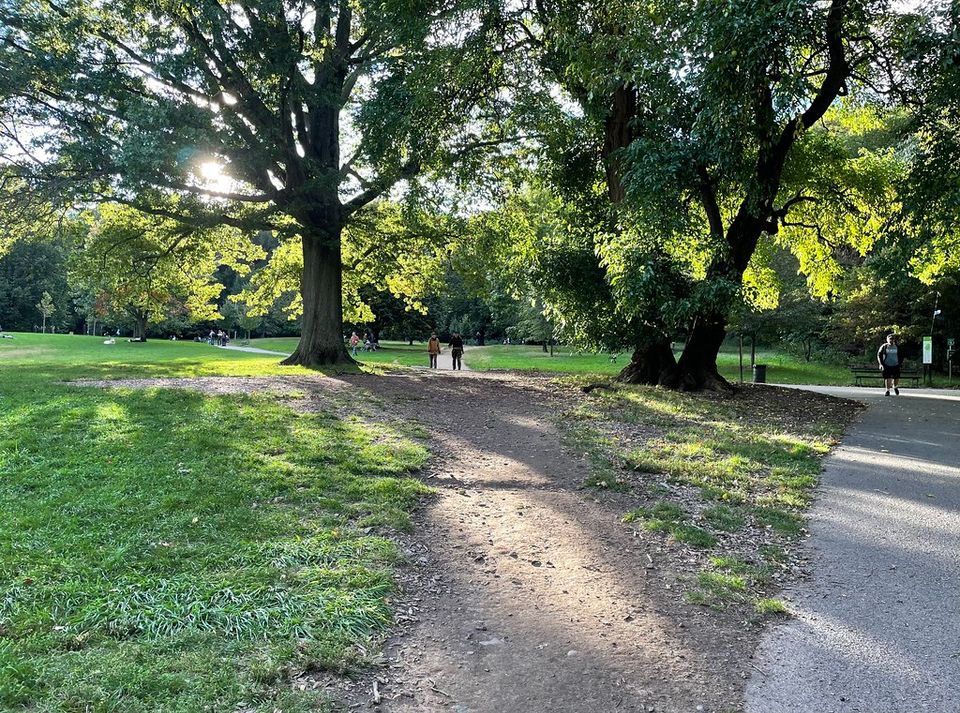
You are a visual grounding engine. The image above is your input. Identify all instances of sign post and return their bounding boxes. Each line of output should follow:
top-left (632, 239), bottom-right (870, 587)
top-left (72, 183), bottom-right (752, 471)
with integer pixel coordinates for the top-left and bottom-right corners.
top-left (923, 336), bottom-right (933, 385)
top-left (949, 338), bottom-right (955, 385)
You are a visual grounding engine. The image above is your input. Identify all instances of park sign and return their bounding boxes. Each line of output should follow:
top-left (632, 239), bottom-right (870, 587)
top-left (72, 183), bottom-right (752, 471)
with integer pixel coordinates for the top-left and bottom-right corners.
top-left (923, 336), bottom-right (933, 365)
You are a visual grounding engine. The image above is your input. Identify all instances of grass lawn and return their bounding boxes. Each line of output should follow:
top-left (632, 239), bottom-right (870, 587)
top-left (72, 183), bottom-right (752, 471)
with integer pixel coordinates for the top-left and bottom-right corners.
top-left (0, 333), bottom-right (429, 711)
top-left (465, 344), bottom-right (852, 384)
top-left (250, 338), bottom-right (431, 369)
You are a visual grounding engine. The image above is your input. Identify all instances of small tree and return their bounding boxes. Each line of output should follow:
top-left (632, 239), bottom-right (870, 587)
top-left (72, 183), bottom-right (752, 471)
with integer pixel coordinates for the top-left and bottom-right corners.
top-left (36, 291), bottom-right (55, 333)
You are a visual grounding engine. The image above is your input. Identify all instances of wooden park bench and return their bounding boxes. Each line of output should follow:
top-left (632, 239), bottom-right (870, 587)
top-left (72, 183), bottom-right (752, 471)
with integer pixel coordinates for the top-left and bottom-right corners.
top-left (850, 365), bottom-right (922, 387)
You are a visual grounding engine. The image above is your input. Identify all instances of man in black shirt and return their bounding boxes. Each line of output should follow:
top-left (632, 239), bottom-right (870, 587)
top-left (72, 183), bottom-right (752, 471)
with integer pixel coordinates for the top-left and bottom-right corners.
top-left (449, 332), bottom-right (465, 371)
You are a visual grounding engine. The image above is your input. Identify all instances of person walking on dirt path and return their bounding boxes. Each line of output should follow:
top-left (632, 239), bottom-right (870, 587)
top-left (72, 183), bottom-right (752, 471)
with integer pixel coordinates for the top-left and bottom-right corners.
top-left (449, 332), bottom-right (465, 370)
top-left (427, 333), bottom-right (441, 369)
top-left (349, 331), bottom-right (360, 357)
top-left (877, 333), bottom-right (904, 396)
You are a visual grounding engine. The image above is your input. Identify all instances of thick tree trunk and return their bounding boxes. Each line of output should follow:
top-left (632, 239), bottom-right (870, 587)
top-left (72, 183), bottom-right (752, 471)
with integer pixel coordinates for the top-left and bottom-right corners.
top-left (617, 338), bottom-right (678, 386)
top-left (670, 316), bottom-right (731, 391)
top-left (136, 315), bottom-right (148, 341)
top-left (282, 227), bottom-right (352, 367)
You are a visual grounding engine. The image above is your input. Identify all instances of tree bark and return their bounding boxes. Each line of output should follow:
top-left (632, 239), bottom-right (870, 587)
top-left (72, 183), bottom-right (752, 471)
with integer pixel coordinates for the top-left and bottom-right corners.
top-left (282, 227), bottom-right (352, 367)
top-left (669, 317), bottom-right (731, 391)
top-left (617, 338), bottom-right (678, 386)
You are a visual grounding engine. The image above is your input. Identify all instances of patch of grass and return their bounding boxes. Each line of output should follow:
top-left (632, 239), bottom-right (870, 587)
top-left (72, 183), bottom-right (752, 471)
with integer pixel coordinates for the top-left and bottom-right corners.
top-left (0, 335), bottom-right (431, 710)
top-left (252, 338), bottom-right (435, 370)
top-left (560, 416), bottom-right (628, 491)
top-left (623, 503), bottom-right (717, 548)
top-left (464, 343), bottom-right (855, 385)
top-left (754, 598), bottom-right (790, 616)
top-left (703, 505), bottom-right (746, 532)
top-left (563, 383), bottom-right (856, 610)
top-left (598, 385), bottom-right (848, 538)
top-left (753, 506), bottom-right (805, 537)
top-left (688, 557), bottom-right (776, 610)
top-left (689, 571), bottom-right (748, 607)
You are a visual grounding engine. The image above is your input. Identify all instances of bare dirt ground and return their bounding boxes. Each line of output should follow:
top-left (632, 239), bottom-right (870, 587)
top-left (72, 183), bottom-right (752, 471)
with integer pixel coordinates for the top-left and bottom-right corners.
top-left (77, 370), bottom-right (767, 713)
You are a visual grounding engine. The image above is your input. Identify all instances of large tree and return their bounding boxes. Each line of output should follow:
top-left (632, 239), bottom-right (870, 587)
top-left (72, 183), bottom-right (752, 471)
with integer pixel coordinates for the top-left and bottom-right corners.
top-left (522, 0), bottom-right (908, 389)
top-left (0, 0), bottom-right (513, 364)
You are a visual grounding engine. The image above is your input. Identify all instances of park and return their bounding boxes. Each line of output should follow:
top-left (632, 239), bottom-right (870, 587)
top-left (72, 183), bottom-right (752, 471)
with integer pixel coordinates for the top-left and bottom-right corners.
top-left (0, 0), bottom-right (959, 711)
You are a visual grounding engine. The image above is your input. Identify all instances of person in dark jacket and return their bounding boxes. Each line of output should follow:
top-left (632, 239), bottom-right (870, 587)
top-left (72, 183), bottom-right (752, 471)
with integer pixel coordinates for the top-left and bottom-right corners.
top-left (877, 333), bottom-right (904, 396)
top-left (449, 332), bottom-right (465, 370)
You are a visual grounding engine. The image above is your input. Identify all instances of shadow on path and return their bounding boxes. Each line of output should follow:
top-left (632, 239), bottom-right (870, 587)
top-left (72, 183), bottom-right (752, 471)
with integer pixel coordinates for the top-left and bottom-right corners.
top-left (328, 371), bottom-right (758, 713)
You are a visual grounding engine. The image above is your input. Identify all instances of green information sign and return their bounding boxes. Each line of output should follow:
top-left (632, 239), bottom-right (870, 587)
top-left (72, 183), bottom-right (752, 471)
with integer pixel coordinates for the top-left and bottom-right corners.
top-left (923, 336), bottom-right (933, 365)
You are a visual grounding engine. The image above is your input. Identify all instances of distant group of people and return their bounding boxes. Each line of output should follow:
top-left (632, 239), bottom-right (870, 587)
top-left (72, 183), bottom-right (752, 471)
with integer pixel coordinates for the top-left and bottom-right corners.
top-left (348, 330), bottom-right (380, 356)
top-left (427, 332), bottom-right (465, 370)
top-left (208, 329), bottom-right (230, 347)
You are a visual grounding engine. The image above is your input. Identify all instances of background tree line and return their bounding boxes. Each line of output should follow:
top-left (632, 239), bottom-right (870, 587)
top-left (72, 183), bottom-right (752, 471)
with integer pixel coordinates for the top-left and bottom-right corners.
top-left (1, 0), bottom-right (958, 383)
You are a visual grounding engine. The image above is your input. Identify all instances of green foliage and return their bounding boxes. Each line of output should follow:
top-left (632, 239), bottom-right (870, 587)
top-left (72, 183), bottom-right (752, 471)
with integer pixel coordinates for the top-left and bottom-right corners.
top-left (898, 3), bottom-right (960, 286)
top-left (70, 204), bottom-right (261, 335)
top-left (0, 227), bottom-right (76, 332)
top-left (0, 0), bottom-right (526, 361)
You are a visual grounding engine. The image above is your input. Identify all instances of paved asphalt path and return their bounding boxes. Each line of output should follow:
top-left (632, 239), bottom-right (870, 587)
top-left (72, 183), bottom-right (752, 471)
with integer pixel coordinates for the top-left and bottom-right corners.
top-left (747, 386), bottom-right (960, 713)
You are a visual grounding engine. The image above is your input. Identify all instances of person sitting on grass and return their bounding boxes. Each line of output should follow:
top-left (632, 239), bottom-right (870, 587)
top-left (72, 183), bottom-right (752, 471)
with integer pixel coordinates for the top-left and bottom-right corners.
top-left (877, 333), bottom-right (904, 396)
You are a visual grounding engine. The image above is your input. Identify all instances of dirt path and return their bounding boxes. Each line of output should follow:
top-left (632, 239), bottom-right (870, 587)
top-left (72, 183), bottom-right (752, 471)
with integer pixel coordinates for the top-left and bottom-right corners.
top-left (74, 370), bottom-right (760, 712)
top-left (361, 371), bottom-right (760, 713)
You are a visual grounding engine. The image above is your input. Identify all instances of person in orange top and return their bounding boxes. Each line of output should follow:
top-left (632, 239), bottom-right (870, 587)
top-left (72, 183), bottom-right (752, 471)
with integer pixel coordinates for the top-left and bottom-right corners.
top-left (427, 333), bottom-right (441, 368)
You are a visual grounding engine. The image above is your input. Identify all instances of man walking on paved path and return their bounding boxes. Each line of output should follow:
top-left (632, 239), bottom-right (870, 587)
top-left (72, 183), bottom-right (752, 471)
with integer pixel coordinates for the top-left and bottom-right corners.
top-left (877, 333), bottom-right (903, 396)
top-left (449, 332), bottom-right (464, 370)
top-left (427, 333), bottom-right (441, 369)
top-left (748, 386), bottom-right (960, 712)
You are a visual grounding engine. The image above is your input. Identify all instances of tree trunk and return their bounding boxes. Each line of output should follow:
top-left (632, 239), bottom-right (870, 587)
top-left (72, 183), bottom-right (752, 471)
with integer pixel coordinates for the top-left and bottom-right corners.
top-left (668, 316), bottom-right (731, 391)
top-left (136, 314), bottom-right (148, 341)
top-left (283, 227), bottom-right (352, 367)
top-left (617, 338), bottom-right (678, 385)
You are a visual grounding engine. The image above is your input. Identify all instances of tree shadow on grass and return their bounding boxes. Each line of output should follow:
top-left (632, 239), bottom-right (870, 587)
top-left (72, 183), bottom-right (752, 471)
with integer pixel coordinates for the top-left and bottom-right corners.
top-left (0, 380), bottom-right (427, 711)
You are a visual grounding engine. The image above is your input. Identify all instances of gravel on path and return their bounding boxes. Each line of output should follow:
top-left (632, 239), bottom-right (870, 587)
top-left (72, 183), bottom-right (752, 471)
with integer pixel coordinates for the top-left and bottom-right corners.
top-left (747, 386), bottom-right (960, 713)
top-left (218, 344), bottom-right (292, 356)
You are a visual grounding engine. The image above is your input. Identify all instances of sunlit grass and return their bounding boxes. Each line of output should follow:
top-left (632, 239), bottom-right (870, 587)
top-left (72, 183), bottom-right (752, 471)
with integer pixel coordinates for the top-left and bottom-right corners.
top-left (0, 333), bottom-right (431, 711)
top-left (564, 383), bottom-right (856, 609)
top-left (464, 343), bottom-right (854, 385)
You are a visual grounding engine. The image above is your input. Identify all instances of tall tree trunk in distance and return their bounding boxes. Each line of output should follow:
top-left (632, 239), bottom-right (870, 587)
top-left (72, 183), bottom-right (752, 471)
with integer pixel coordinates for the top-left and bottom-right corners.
top-left (283, 226), bottom-right (352, 367)
top-left (136, 313), bottom-right (148, 341)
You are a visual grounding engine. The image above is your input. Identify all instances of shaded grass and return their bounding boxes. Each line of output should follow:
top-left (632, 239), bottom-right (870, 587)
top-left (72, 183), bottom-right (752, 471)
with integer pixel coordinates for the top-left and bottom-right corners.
top-left (623, 503), bottom-right (716, 548)
top-left (685, 557), bottom-right (778, 612)
top-left (252, 338), bottom-right (434, 370)
top-left (0, 336), bottom-right (431, 711)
